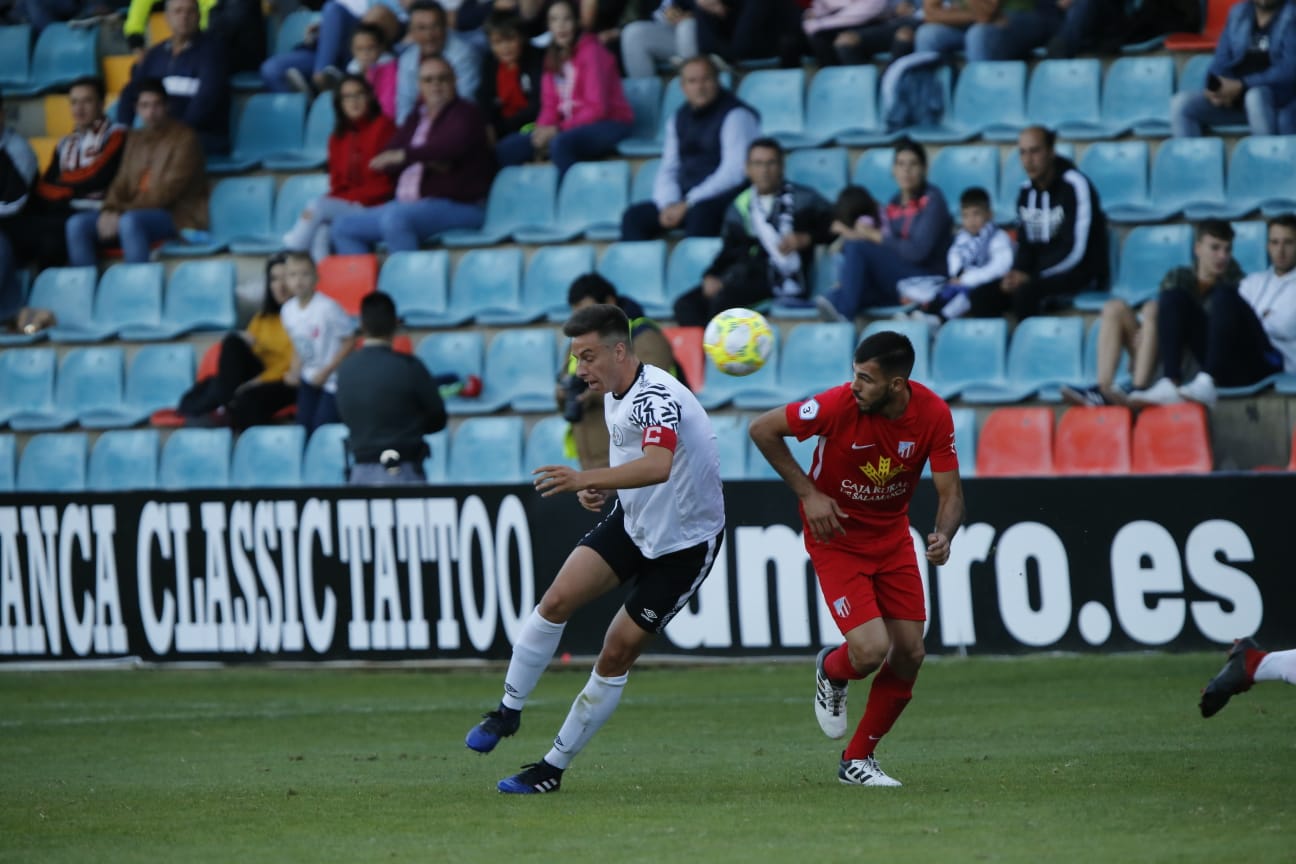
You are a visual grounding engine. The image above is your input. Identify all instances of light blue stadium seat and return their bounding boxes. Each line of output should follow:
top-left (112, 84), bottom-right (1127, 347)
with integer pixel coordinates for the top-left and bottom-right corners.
top-left (0, 266), bottom-right (96, 347)
top-left (263, 92), bottom-right (334, 170)
top-left (119, 260), bottom-right (237, 340)
top-left (88, 429), bottom-right (159, 491)
top-left (0, 24), bottom-right (31, 87)
top-left (11, 346), bottom-right (125, 431)
top-left (514, 161), bottom-right (630, 244)
top-left (208, 92), bottom-right (307, 174)
top-left (483, 328), bottom-right (563, 413)
top-left (162, 176), bottom-right (276, 256)
top-left (914, 61), bottom-right (1028, 143)
top-left (631, 158), bottom-right (659, 203)
top-left (737, 68), bottom-right (811, 148)
top-left (377, 250), bottom-right (459, 327)
top-left (0, 433), bottom-right (12, 490)
top-left (861, 318), bottom-right (932, 383)
top-left (6, 23), bottom-right (97, 97)
top-left (786, 147), bottom-right (848, 203)
top-left (451, 247), bottom-right (537, 326)
top-left (616, 76), bottom-right (664, 156)
top-left (666, 237), bottom-right (723, 304)
top-left (17, 432), bottom-right (87, 492)
top-left (82, 342), bottom-right (195, 428)
top-left (441, 164), bottom-right (558, 247)
top-left (923, 406), bottom-right (978, 478)
top-left (1081, 318), bottom-right (1131, 390)
top-left (929, 145), bottom-right (999, 218)
top-left (928, 318), bottom-right (1008, 400)
top-left (961, 316), bottom-right (1085, 403)
top-left (1027, 59), bottom-right (1103, 139)
top-left (526, 415), bottom-right (580, 471)
top-left (851, 147), bottom-right (897, 206)
top-left (1138, 137), bottom-right (1228, 223)
top-left (995, 142), bottom-right (1073, 224)
top-left (807, 65), bottom-right (890, 147)
top-left (45, 263), bottom-right (164, 343)
top-left (1089, 224), bottom-right (1193, 310)
top-left (0, 348), bottom-right (57, 427)
top-left (159, 427), bottom-right (231, 489)
top-left (1230, 221), bottom-right (1268, 274)
top-left (1079, 141), bottom-right (1158, 221)
top-left (273, 9), bottom-right (319, 53)
top-left (526, 244), bottom-right (596, 323)
top-left (1185, 136), bottom-right (1296, 220)
top-left (599, 241), bottom-right (669, 318)
top-left (416, 331), bottom-right (504, 414)
top-left (707, 415), bottom-right (750, 480)
top-left (1101, 56), bottom-right (1174, 137)
top-left (423, 430), bottom-right (449, 483)
top-left (697, 325), bottom-right (781, 410)
top-left (747, 428), bottom-right (818, 481)
top-left (734, 321), bottom-right (854, 409)
top-left (448, 417), bottom-right (525, 484)
top-left (302, 423), bottom-right (349, 486)
top-left (228, 173), bottom-right (329, 254)
top-left (231, 425), bottom-right (306, 488)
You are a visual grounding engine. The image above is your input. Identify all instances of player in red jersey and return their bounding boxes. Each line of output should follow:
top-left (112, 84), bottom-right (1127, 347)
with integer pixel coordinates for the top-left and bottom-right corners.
top-left (749, 329), bottom-right (965, 787)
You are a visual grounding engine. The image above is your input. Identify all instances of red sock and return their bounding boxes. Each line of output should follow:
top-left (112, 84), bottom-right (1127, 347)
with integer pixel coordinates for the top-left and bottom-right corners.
top-left (844, 662), bottom-right (914, 761)
top-left (824, 643), bottom-right (866, 682)
top-left (1244, 649), bottom-right (1266, 685)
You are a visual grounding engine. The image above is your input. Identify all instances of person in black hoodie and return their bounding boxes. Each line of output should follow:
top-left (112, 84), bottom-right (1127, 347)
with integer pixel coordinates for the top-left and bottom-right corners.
top-left (970, 125), bottom-right (1107, 320)
top-left (477, 12), bottom-right (544, 146)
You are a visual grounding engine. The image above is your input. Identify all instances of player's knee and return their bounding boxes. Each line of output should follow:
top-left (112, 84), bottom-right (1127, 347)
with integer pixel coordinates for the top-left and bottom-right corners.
top-left (891, 643), bottom-right (926, 674)
top-left (847, 642), bottom-right (887, 676)
top-left (536, 592), bottom-right (576, 624)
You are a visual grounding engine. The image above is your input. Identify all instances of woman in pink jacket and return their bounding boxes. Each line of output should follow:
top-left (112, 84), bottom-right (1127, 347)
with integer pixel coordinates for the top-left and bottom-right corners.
top-left (494, 0), bottom-right (634, 176)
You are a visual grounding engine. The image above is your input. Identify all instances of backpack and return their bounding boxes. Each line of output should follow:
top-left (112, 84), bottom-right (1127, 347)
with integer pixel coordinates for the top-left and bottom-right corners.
top-left (881, 51), bottom-right (946, 132)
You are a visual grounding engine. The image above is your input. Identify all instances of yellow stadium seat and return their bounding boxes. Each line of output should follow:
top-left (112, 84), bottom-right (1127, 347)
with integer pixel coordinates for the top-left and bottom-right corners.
top-left (149, 12), bottom-right (172, 46)
top-left (44, 95), bottom-right (73, 139)
top-left (30, 137), bottom-right (57, 173)
top-left (102, 55), bottom-right (136, 99)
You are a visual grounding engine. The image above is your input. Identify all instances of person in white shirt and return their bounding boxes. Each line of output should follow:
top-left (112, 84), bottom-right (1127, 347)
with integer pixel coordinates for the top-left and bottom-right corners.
top-left (465, 303), bottom-right (726, 795)
top-left (278, 252), bottom-right (356, 432)
top-left (904, 186), bottom-right (1015, 325)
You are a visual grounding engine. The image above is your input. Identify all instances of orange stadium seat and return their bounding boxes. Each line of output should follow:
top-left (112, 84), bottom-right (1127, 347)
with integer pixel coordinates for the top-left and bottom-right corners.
top-left (316, 254), bottom-right (378, 316)
top-left (44, 94), bottom-right (72, 138)
top-left (661, 326), bottom-right (704, 393)
top-left (29, 136), bottom-right (56, 172)
top-left (1054, 406), bottom-right (1132, 476)
top-left (1132, 403), bottom-right (1213, 474)
top-left (1164, 0), bottom-right (1235, 51)
top-left (976, 407), bottom-right (1054, 477)
top-left (101, 55), bottom-right (135, 99)
top-left (148, 12), bottom-right (172, 46)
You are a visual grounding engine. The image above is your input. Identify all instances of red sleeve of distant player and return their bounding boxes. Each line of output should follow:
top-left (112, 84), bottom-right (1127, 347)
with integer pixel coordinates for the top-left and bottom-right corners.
top-left (642, 425), bottom-right (678, 451)
top-left (922, 390), bottom-right (959, 473)
top-left (786, 384), bottom-right (853, 441)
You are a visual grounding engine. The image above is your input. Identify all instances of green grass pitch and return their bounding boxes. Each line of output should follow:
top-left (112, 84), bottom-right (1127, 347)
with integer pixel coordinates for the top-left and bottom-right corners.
top-left (2, 653), bottom-right (1293, 863)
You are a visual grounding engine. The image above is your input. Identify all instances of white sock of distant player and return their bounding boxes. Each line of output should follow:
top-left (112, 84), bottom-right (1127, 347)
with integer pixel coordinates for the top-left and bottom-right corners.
top-left (1254, 648), bottom-right (1296, 685)
top-left (544, 670), bottom-right (628, 769)
top-left (500, 608), bottom-right (566, 711)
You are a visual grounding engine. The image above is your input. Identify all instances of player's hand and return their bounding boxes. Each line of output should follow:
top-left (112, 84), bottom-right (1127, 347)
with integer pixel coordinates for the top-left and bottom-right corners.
top-left (577, 488), bottom-right (606, 512)
top-left (533, 464), bottom-right (584, 497)
top-left (802, 490), bottom-right (848, 543)
top-left (926, 531), bottom-right (951, 566)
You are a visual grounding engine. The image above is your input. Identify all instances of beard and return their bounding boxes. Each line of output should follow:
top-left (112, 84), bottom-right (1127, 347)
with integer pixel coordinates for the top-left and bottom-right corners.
top-left (856, 389), bottom-right (894, 415)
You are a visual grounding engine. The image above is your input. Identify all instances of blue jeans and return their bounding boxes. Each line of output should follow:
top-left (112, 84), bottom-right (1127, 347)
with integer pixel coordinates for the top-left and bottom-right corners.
top-left (824, 239), bottom-right (940, 316)
top-left (497, 121), bottom-right (634, 177)
top-left (1170, 86), bottom-right (1296, 136)
top-left (916, 12), bottom-right (1058, 61)
top-left (330, 198), bottom-right (486, 253)
top-left (297, 382), bottom-right (339, 435)
top-left (65, 209), bottom-right (177, 266)
top-left (259, 1), bottom-right (358, 90)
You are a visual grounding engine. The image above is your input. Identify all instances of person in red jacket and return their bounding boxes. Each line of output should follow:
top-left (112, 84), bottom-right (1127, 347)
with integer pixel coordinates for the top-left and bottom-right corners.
top-left (282, 73), bottom-right (397, 261)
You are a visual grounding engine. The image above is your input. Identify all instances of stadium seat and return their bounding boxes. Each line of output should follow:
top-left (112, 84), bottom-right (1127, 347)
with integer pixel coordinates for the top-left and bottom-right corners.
top-left (747, 427), bottom-right (818, 480)
top-left (88, 429), bottom-right (159, 491)
top-left (1101, 56), bottom-right (1174, 137)
top-left (441, 164), bottom-right (558, 247)
top-left (525, 415), bottom-right (580, 471)
top-left (119, 260), bottom-right (237, 341)
top-left (1176, 52), bottom-right (1216, 96)
top-left (6, 23), bottom-right (98, 97)
top-left (950, 407), bottom-right (977, 477)
top-left (0, 433), bottom-right (12, 491)
top-left (161, 176), bottom-right (276, 256)
top-left (616, 76), bottom-right (664, 156)
top-left (482, 327), bottom-right (562, 412)
top-left (416, 331), bottom-right (504, 414)
top-left (159, 427), bottom-right (231, 489)
top-left (448, 417), bottom-right (525, 484)
top-left (861, 318), bottom-right (932, 382)
top-left (450, 247), bottom-right (537, 326)
top-left (0, 24), bottom-right (31, 88)
top-left (697, 325), bottom-right (781, 410)
top-left (0, 266), bottom-right (96, 347)
top-left (29, 135), bottom-right (57, 173)
top-left (737, 69), bottom-right (811, 149)
top-left (805, 65), bottom-right (889, 147)
top-left (1026, 60), bottom-right (1103, 139)
top-left (207, 92), bottom-right (307, 174)
top-left (101, 53), bottom-right (133, 99)
top-left (0, 348), bottom-right (57, 427)
top-left (1164, 0), bottom-right (1231, 50)
top-left (11, 346), bottom-right (125, 431)
top-left (84, 342), bottom-right (195, 428)
top-left (231, 425), bottom-right (306, 488)
top-left (929, 145), bottom-right (999, 219)
top-left (786, 147), bottom-right (848, 203)
top-left (1186, 136), bottom-right (1296, 220)
top-left (316, 254), bottom-right (376, 316)
top-left (48, 262), bottom-right (165, 343)
top-left (1230, 220), bottom-right (1267, 274)
top-left (708, 415), bottom-right (749, 480)
top-left (17, 432), bottom-right (88, 492)
top-left (423, 430), bottom-right (449, 482)
top-left (272, 8), bottom-right (319, 54)
top-left (1132, 402), bottom-right (1212, 474)
top-left (962, 316), bottom-right (1085, 404)
top-left (228, 172), bottom-right (329, 255)
top-left (735, 321), bottom-right (854, 409)
top-left (1078, 141), bottom-right (1158, 222)
top-left (514, 161), bottom-right (629, 244)
top-left (928, 318), bottom-right (1008, 400)
top-left (1054, 405), bottom-right (1132, 475)
top-left (1076, 224), bottom-right (1193, 311)
top-left (851, 147), bottom-right (897, 206)
top-left (631, 158), bottom-right (659, 203)
top-left (377, 249), bottom-right (459, 327)
top-left (1113, 137), bottom-right (1229, 224)
top-left (660, 325), bottom-right (705, 392)
top-left (598, 241), bottom-right (669, 318)
top-left (914, 61), bottom-right (1028, 144)
top-left (263, 91), bottom-right (334, 170)
top-left (526, 244), bottom-right (596, 323)
top-left (302, 423), bottom-right (349, 486)
top-left (666, 237), bottom-right (724, 305)
top-left (995, 142), bottom-right (1073, 224)
top-left (976, 407), bottom-right (1054, 477)
top-left (44, 94), bottom-right (73, 138)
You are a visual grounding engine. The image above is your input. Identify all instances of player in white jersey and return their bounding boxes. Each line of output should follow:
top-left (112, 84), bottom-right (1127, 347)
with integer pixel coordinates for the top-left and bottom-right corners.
top-left (465, 303), bottom-right (726, 794)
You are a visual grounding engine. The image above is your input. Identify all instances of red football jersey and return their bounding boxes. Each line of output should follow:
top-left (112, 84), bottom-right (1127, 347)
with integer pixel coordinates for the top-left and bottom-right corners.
top-left (785, 380), bottom-right (958, 551)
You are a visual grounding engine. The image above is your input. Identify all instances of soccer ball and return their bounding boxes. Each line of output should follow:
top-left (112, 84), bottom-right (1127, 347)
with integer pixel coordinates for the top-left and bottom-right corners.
top-left (703, 308), bottom-right (774, 377)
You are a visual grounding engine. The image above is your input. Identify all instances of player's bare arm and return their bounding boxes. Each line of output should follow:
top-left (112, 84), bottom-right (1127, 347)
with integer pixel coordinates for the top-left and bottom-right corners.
top-left (534, 445), bottom-right (674, 498)
top-left (926, 468), bottom-right (965, 566)
top-left (749, 408), bottom-right (848, 542)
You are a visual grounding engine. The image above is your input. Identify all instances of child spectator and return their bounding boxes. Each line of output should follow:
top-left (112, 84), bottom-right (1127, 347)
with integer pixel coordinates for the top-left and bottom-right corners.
top-left (830, 184), bottom-right (880, 239)
top-left (279, 252), bottom-right (356, 434)
top-left (347, 22), bottom-right (399, 119)
top-left (282, 74), bottom-right (396, 261)
top-left (909, 186), bottom-right (1015, 324)
top-left (476, 12), bottom-right (544, 145)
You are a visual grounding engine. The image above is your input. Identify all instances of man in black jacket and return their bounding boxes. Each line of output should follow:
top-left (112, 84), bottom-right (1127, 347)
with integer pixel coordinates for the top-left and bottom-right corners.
top-left (336, 291), bottom-right (448, 486)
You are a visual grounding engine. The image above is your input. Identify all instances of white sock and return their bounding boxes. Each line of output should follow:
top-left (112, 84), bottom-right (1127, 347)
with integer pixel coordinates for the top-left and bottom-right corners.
top-left (1254, 648), bottom-right (1296, 685)
top-left (544, 670), bottom-right (628, 770)
top-left (500, 608), bottom-right (566, 711)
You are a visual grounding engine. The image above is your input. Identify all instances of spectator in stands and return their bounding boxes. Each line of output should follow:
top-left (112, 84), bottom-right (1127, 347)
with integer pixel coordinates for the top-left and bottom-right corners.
top-left (1170, 0), bottom-right (1296, 137)
top-left (815, 138), bottom-right (951, 321)
top-left (331, 56), bottom-right (496, 254)
top-left (22, 1), bottom-right (113, 34)
top-left (337, 290), bottom-right (447, 485)
top-left (282, 73), bottom-right (396, 260)
top-left (621, 0), bottom-right (698, 78)
top-left (0, 92), bottom-right (37, 328)
top-left (118, 0), bottom-right (231, 154)
top-left (1045, 0), bottom-right (1199, 58)
top-left (1131, 215), bottom-right (1296, 408)
top-left (975, 125), bottom-right (1107, 319)
top-left (280, 251), bottom-right (356, 433)
top-left (260, 0), bottom-right (377, 95)
top-left (396, 1), bottom-right (482, 125)
top-left (908, 186), bottom-right (1015, 326)
top-left (65, 78), bottom-right (209, 266)
top-left (914, 0), bottom-right (1061, 61)
top-left (124, 0), bottom-right (265, 73)
top-left (832, 0), bottom-right (919, 63)
top-left (476, 12), bottom-right (544, 145)
top-left (177, 253), bottom-right (298, 428)
top-left (560, 272), bottom-right (688, 470)
top-left (494, 0), bottom-right (633, 176)
top-left (831, 184), bottom-right (879, 234)
top-left (347, 22), bottom-right (399, 118)
top-left (695, 0), bottom-right (804, 66)
top-left (673, 137), bottom-right (834, 326)
top-left (1065, 220), bottom-right (1241, 407)
top-left (620, 55), bottom-right (759, 241)
top-left (780, 0), bottom-right (894, 68)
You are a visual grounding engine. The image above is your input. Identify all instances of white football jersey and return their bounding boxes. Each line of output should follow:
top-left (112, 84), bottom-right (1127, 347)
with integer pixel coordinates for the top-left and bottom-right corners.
top-left (604, 363), bottom-right (725, 558)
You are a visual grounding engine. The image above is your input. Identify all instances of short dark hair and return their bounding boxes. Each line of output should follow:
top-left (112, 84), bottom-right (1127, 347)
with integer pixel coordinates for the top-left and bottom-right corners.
top-left (833, 185), bottom-right (878, 226)
top-left (1267, 213), bottom-right (1296, 235)
top-left (1195, 219), bottom-right (1234, 243)
top-left (855, 330), bottom-right (915, 379)
top-left (360, 291), bottom-right (399, 339)
top-left (892, 137), bottom-right (927, 168)
top-left (409, 0), bottom-right (448, 25)
top-left (748, 137), bottom-right (783, 159)
top-left (68, 75), bottom-right (106, 101)
top-left (136, 77), bottom-right (167, 101)
top-left (959, 186), bottom-right (991, 210)
top-left (352, 21), bottom-right (389, 49)
top-left (484, 10), bottom-right (526, 39)
top-left (563, 303), bottom-right (630, 345)
top-left (262, 252), bottom-right (288, 316)
top-left (567, 273), bottom-right (618, 307)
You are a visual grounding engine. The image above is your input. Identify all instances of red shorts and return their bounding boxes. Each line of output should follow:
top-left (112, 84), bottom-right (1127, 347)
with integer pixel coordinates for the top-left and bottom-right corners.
top-left (808, 535), bottom-right (926, 635)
